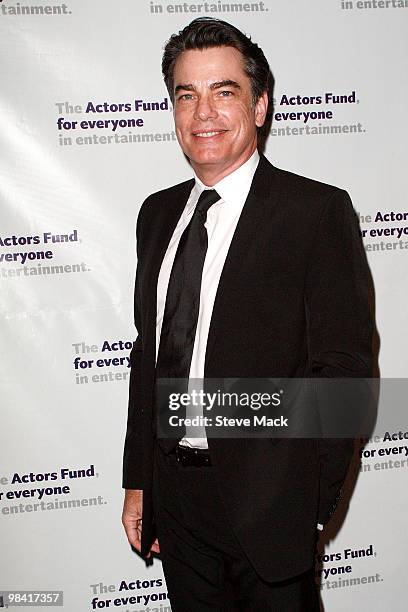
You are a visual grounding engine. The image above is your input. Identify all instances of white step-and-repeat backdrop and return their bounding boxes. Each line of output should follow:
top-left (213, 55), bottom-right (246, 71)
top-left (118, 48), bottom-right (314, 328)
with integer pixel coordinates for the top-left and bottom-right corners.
top-left (1, 1), bottom-right (407, 610)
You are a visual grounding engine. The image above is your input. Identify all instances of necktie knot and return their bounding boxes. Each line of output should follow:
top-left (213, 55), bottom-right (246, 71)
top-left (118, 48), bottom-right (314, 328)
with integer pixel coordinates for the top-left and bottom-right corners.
top-left (195, 189), bottom-right (220, 215)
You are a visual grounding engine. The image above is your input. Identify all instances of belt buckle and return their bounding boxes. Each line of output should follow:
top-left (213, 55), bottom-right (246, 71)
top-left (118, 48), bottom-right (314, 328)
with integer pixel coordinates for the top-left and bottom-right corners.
top-left (190, 448), bottom-right (200, 467)
top-left (175, 444), bottom-right (210, 467)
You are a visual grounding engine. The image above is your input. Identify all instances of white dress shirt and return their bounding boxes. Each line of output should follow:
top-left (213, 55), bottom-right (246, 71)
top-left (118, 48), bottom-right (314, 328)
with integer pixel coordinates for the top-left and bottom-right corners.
top-left (155, 149), bottom-right (260, 448)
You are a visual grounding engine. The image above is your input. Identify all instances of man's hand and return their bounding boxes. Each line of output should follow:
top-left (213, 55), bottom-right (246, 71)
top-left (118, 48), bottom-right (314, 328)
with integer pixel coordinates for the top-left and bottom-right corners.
top-left (122, 489), bottom-right (160, 557)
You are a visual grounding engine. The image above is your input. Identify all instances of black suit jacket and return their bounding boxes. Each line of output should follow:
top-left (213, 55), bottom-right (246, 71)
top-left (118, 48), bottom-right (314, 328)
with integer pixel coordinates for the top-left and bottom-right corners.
top-left (123, 154), bottom-right (373, 581)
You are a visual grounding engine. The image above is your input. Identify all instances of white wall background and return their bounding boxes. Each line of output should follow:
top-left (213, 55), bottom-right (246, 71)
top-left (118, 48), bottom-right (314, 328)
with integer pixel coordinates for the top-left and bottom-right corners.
top-left (1, 1), bottom-right (407, 610)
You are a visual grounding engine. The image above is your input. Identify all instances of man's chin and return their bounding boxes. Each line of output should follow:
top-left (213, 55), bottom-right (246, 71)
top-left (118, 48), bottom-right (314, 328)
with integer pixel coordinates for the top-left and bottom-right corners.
top-left (188, 152), bottom-right (228, 169)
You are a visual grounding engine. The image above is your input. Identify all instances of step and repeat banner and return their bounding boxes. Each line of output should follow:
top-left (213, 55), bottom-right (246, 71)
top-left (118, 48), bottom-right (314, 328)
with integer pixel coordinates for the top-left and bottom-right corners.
top-left (1, 1), bottom-right (407, 610)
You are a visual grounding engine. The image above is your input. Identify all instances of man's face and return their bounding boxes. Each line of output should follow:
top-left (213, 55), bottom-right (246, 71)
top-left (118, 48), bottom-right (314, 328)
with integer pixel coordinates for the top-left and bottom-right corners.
top-left (172, 46), bottom-right (267, 184)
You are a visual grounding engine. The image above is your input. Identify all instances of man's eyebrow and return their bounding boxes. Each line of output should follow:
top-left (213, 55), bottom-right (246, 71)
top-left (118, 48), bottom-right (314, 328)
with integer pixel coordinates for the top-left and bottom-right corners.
top-left (174, 83), bottom-right (195, 94)
top-left (210, 80), bottom-right (241, 91)
top-left (174, 80), bottom-right (241, 95)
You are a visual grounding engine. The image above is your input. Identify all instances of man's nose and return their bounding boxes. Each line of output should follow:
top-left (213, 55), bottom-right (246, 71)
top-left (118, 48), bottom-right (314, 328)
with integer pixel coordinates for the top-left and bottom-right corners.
top-left (194, 95), bottom-right (218, 121)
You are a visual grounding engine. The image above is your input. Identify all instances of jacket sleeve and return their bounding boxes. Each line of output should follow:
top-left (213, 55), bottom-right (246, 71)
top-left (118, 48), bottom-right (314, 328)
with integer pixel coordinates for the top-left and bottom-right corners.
top-left (122, 200), bottom-right (148, 490)
top-left (304, 188), bottom-right (374, 525)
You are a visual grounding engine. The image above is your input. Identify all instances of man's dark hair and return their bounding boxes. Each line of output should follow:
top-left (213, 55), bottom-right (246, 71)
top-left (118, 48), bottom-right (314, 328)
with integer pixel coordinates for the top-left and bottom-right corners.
top-left (162, 17), bottom-right (270, 106)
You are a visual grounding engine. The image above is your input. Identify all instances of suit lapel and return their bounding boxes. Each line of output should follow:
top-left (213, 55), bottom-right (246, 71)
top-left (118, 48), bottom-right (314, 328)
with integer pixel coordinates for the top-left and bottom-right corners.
top-left (149, 179), bottom-right (194, 277)
top-left (204, 155), bottom-right (280, 372)
top-left (144, 179), bottom-right (194, 360)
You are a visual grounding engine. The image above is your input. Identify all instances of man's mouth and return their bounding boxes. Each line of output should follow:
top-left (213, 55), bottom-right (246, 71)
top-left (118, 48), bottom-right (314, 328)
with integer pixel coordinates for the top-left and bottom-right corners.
top-left (193, 130), bottom-right (227, 138)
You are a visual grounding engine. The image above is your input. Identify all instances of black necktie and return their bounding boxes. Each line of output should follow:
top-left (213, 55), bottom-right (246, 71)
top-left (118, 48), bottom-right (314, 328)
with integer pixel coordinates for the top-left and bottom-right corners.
top-left (155, 189), bottom-right (221, 449)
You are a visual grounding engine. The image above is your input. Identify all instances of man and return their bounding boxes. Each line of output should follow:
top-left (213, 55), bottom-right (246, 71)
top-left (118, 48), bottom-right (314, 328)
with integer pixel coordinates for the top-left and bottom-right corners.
top-left (122, 17), bottom-right (373, 611)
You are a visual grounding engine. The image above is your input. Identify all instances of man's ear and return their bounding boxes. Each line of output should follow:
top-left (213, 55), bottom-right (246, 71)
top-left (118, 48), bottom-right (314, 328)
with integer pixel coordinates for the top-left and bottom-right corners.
top-left (255, 91), bottom-right (268, 128)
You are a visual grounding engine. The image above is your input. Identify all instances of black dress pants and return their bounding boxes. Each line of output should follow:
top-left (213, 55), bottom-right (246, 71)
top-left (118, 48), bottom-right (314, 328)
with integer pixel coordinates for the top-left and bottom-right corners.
top-left (152, 443), bottom-right (320, 611)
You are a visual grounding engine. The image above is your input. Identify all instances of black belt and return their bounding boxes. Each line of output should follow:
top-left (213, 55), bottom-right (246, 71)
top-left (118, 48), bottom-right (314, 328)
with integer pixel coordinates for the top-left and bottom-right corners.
top-left (171, 443), bottom-right (212, 467)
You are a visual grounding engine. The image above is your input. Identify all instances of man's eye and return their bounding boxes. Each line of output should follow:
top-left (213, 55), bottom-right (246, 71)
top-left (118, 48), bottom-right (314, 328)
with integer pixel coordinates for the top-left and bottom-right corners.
top-left (219, 90), bottom-right (233, 97)
top-left (178, 93), bottom-right (193, 100)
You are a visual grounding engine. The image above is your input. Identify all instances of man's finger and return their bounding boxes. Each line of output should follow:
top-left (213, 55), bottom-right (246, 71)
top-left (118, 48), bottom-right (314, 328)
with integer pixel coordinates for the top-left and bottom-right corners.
top-left (122, 489), bottom-right (144, 552)
top-left (150, 538), bottom-right (160, 554)
top-left (123, 516), bottom-right (142, 551)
